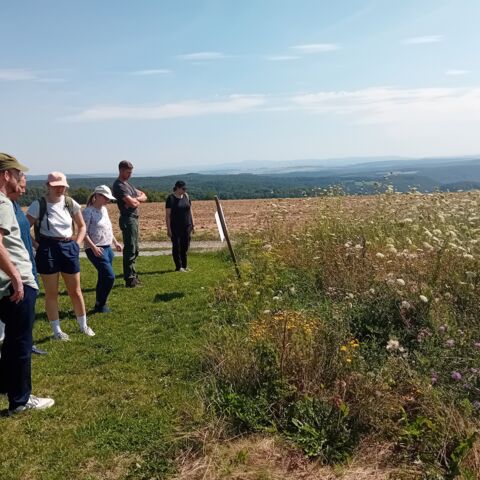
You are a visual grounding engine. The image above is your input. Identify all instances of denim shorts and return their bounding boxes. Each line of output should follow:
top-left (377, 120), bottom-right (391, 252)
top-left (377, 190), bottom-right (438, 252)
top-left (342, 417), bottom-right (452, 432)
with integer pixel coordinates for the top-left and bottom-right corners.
top-left (35, 238), bottom-right (81, 275)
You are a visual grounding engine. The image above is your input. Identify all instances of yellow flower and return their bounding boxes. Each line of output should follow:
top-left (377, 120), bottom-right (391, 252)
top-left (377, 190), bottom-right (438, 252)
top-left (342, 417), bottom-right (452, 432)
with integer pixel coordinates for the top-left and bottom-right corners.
top-left (340, 345), bottom-right (348, 352)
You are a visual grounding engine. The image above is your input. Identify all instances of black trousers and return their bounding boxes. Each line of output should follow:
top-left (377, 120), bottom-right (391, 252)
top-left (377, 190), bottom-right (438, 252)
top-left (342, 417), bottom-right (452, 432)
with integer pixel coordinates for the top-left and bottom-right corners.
top-left (0, 285), bottom-right (37, 410)
top-left (171, 227), bottom-right (191, 270)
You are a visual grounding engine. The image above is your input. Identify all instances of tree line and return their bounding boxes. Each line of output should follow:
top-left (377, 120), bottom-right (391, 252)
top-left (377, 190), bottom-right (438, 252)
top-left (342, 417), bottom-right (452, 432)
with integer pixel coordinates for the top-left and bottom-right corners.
top-left (19, 171), bottom-right (454, 206)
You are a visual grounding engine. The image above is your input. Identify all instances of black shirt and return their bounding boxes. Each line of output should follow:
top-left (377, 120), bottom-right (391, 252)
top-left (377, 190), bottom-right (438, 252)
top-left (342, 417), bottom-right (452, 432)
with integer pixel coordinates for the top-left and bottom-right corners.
top-left (112, 179), bottom-right (138, 217)
top-left (166, 193), bottom-right (192, 231)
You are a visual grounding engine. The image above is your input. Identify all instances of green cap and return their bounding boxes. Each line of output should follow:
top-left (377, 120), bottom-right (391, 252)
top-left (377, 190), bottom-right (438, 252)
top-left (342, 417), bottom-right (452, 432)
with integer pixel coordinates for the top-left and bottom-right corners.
top-left (0, 153), bottom-right (29, 172)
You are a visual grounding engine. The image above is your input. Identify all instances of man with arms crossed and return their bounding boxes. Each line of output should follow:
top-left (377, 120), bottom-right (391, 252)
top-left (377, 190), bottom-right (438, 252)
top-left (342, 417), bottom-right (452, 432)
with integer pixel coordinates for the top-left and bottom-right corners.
top-left (0, 153), bottom-right (53, 415)
top-left (112, 161), bottom-right (147, 288)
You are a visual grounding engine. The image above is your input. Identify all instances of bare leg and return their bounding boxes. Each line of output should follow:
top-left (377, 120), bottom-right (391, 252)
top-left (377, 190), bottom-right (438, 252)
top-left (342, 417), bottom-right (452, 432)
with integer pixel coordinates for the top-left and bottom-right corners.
top-left (61, 272), bottom-right (86, 317)
top-left (40, 273), bottom-right (60, 321)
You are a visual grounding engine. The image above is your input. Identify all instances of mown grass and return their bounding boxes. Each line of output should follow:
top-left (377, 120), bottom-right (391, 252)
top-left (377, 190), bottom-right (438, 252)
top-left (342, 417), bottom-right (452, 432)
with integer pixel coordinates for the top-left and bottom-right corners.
top-left (0, 252), bottom-right (230, 480)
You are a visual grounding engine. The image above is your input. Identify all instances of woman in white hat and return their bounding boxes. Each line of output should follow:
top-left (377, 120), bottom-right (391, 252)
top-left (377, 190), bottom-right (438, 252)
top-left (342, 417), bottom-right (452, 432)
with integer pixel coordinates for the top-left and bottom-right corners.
top-left (27, 171), bottom-right (95, 340)
top-left (83, 185), bottom-right (123, 313)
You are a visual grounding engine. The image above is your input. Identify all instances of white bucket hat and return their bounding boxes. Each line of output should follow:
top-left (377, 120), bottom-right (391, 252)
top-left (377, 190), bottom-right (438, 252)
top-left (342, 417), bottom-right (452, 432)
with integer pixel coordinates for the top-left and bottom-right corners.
top-left (94, 185), bottom-right (116, 201)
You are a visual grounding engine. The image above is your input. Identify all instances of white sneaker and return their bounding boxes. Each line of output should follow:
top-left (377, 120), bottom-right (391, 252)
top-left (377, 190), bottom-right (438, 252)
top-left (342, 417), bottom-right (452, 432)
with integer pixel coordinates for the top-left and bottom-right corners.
top-left (81, 325), bottom-right (95, 337)
top-left (8, 395), bottom-right (55, 415)
top-left (53, 331), bottom-right (70, 341)
top-left (179, 268), bottom-right (188, 272)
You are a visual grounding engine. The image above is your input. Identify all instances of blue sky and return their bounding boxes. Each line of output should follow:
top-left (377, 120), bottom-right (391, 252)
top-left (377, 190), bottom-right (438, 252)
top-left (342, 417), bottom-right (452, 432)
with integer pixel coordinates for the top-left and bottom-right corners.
top-left (1, 0), bottom-right (479, 175)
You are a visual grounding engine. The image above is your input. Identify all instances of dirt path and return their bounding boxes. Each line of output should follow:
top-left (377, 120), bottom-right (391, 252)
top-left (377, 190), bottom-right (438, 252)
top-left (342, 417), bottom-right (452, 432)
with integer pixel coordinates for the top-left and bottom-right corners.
top-left (79, 240), bottom-right (226, 257)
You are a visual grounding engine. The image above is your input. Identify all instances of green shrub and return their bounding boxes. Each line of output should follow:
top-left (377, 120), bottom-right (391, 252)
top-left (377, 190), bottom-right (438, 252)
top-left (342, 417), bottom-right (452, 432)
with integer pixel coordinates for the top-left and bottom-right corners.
top-left (207, 192), bottom-right (480, 473)
top-left (282, 396), bottom-right (360, 462)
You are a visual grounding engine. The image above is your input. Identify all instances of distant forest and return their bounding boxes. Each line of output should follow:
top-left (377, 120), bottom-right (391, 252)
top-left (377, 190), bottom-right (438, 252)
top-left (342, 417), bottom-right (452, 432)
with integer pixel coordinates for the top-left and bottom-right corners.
top-left (19, 171), bottom-right (478, 206)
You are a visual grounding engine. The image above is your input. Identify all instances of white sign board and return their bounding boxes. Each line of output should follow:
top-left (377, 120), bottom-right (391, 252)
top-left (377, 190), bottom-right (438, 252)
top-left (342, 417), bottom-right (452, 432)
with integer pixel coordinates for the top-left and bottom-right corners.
top-left (215, 211), bottom-right (225, 242)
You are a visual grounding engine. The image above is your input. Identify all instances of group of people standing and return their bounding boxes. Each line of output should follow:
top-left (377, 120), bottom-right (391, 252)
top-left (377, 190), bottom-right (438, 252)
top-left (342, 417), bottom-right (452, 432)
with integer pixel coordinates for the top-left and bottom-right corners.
top-left (0, 155), bottom-right (195, 416)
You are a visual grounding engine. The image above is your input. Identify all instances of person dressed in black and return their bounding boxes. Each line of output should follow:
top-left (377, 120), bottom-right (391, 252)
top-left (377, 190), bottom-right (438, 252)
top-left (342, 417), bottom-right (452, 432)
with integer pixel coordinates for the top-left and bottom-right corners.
top-left (165, 181), bottom-right (195, 272)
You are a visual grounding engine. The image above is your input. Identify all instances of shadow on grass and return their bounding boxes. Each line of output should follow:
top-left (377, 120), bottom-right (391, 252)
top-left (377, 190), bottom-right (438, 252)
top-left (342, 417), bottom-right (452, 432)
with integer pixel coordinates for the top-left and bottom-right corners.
top-left (35, 310), bottom-right (77, 322)
top-left (154, 292), bottom-right (185, 302)
top-left (114, 270), bottom-right (174, 280)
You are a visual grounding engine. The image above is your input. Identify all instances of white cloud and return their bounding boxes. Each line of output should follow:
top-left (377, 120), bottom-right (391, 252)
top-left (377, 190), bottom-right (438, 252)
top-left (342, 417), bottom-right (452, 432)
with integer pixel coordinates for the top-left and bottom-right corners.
top-left (0, 69), bottom-right (37, 81)
top-left (130, 69), bottom-right (172, 76)
top-left (177, 52), bottom-right (225, 61)
top-left (290, 43), bottom-right (340, 53)
top-left (67, 94), bottom-right (266, 122)
top-left (446, 69), bottom-right (469, 76)
top-left (402, 35), bottom-right (443, 45)
top-left (266, 55), bottom-right (300, 61)
top-left (290, 86), bottom-right (480, 125)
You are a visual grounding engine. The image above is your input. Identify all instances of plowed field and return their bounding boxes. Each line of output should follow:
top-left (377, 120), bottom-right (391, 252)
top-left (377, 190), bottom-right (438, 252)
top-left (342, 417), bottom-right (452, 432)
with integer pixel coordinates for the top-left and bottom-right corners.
top-left (106, 198), bottom-right (320, 241)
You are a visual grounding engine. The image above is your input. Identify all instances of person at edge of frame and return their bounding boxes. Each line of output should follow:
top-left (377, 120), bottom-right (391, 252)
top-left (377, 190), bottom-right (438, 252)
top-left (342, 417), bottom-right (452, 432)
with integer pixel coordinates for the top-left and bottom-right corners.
top-left (112, 160), bottom-right (147, 288)
top-left (0, 152), bottom-right (54, 415)
top-left (0, 172), bottom-right (47, 355)
top-left (165, 180), bottom-right (195, 272)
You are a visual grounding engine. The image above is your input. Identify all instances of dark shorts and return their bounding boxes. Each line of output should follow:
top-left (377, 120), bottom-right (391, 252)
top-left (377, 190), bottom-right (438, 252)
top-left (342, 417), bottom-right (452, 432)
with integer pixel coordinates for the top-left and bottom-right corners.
top-left (35, 238), bottom-right (81, 275)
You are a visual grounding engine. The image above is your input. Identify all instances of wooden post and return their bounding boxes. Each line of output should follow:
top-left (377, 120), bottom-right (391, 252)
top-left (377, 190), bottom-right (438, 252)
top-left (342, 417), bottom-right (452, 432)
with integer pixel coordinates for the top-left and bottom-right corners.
top-left (214, 195), bottom-right (241, 279)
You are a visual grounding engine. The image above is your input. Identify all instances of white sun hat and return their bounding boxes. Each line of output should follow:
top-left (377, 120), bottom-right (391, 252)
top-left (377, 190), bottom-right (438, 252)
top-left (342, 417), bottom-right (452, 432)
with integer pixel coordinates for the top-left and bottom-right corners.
top-left (94, 185), bottom-right (116, 201)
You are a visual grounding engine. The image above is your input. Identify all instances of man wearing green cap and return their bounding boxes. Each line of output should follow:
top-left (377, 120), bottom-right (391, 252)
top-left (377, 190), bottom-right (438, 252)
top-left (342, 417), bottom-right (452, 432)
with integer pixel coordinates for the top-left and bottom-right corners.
top-left (0, 153), bottom-right (54, 415)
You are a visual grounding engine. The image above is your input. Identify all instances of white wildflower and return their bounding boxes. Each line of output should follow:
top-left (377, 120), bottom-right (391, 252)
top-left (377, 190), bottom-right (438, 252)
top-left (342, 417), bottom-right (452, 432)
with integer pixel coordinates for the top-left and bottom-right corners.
top-left (422, 242), bottom-right (434, 250)
top-left (400, 300), bottom-right (411, 310)
top-left (386, 339), bottom-right (400, 351)
top-left (396, 278), bottom-right (406, 287)
top-left (376, 252), bottom-right (385, 259)
top-left (463, 253), bottom-right (474, 260)
top-left (419, 295), bottom-right (429, 303)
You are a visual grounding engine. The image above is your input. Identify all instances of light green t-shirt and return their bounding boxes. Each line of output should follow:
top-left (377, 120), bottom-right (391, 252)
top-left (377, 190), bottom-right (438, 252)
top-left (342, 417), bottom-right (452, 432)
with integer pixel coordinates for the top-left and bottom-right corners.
top-left (0, 191), bottom-right (38, 299)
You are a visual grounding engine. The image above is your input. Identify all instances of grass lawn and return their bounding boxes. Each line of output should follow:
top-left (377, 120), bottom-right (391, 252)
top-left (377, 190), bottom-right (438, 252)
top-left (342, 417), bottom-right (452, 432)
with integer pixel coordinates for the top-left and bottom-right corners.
top-left (0, 252), bottom-right (230, 480)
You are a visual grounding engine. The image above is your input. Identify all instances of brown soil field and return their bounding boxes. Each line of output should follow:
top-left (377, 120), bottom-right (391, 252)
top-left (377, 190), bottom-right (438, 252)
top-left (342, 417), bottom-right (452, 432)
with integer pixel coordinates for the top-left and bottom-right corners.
top-left (106, 197), bottom-right (321, 241)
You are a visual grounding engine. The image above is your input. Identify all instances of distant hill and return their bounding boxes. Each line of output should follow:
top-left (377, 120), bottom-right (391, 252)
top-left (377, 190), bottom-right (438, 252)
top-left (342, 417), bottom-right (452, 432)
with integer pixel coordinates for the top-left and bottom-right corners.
top-left (21, 156), bottom-right (480, 205)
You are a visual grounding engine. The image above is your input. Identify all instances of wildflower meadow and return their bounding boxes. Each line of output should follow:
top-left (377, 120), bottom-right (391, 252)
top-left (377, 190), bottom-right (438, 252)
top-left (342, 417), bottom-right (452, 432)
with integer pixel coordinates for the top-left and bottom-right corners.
top-left (207, 191), bottom-right (480, 478)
